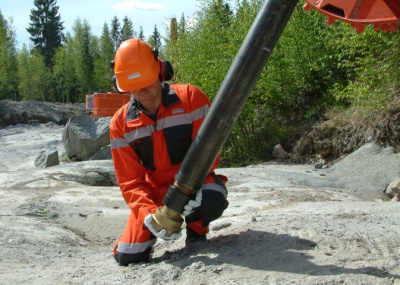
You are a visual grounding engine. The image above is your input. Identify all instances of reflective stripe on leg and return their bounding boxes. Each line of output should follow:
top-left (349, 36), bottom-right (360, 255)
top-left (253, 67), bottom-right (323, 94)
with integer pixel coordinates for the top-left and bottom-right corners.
top-left (116, 238), bottom-right (157, 255)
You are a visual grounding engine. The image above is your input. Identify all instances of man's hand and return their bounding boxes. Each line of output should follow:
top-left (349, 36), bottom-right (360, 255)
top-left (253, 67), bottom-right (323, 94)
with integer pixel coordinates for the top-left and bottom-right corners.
top-left (183, 190), bottom-right (202, 216)
top-left (184, 189), bottom-right (229, 228)
top-left (144, 213), bottom-right (182, 241)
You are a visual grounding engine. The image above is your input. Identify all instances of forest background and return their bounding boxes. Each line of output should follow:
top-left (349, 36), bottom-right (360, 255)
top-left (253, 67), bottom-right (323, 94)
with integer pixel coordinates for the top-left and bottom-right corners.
top-left (1, 0), bottom-right (399, 166)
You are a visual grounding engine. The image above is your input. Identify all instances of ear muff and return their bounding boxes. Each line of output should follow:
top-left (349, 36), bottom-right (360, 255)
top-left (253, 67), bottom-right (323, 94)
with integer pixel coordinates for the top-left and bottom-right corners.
top-left (159, 60), bottom-right (174, 82)
top-left (112, 75), bottom-right (123, 94)
top-left (110, 60), bottom-right (123, 93)
top-left (153, 49), bottom-right (174, 82)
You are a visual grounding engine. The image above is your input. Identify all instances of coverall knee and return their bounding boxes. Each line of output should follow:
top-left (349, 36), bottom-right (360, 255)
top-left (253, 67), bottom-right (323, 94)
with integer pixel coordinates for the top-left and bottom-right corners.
top-left (112, 173), bottom-right (228, 265)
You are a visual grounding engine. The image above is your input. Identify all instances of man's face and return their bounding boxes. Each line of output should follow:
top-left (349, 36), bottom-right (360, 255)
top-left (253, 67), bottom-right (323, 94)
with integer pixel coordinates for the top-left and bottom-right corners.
top-left (130, 79), bottom-right (161, 106)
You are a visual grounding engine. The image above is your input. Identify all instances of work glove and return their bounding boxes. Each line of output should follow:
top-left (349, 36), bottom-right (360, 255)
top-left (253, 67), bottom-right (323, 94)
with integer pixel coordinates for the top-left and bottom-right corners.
top-left (182, 190), bottom-right (202, 216)
top-left (198, 189), bottom-right (229, 227)
top-left (144, 209), bottom-right (182, 241)
top-left (185, 189), bottom-right (229, 227)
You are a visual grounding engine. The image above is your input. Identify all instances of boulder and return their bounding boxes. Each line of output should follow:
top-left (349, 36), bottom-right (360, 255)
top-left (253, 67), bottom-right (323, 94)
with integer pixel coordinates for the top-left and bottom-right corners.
top-left (385, 178), bottom-right (400, 201)
top-left (62, 115), bottom-right (111, 161)
top-left (272, 144), bottom-right (289, 160)
top-left (0, 100), bottom-right (84, 128)
top-left (328, 142), bottom-right (400, 200)
top-left (89, 145), bottom-right (112, 161)
top-left (34, 149), bottom-right (60, 168)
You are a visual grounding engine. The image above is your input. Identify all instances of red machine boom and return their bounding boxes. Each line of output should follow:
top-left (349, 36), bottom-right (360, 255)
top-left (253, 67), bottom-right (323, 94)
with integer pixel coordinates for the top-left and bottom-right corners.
top-left (304, 0), bottom-right (400, 33)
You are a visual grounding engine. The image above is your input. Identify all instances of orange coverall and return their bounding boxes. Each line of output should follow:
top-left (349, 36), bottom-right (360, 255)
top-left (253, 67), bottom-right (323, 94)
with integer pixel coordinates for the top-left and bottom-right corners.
top-left (110, 83), bottom-right (227, 265)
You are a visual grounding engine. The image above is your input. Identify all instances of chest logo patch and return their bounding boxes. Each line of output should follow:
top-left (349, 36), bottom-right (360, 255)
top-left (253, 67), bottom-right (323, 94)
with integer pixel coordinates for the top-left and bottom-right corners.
top-left (172, 108), bottom-right (184, 114)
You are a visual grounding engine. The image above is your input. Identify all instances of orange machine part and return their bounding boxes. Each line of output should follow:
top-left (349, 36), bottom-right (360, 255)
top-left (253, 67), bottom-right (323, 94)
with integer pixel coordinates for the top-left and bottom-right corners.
top-left (85, 92), bottom-right (131, 118)
top-left (304, 0), bottom-right (400, 33)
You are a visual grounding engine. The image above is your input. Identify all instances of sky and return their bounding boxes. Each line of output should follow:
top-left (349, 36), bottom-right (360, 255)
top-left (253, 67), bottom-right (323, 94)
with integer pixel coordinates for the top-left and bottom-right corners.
top-left (1, 0), bottom-right (201, 48)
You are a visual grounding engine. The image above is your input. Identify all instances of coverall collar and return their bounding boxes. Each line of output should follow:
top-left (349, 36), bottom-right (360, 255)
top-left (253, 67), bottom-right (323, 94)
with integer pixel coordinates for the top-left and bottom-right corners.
top-left (126, 82), bottom-right (180, 123)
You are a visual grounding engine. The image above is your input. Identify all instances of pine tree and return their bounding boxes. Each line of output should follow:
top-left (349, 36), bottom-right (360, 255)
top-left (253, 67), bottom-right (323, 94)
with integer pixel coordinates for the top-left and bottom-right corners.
top-left (151, 25), bottom-right (162, 51)
top-left (213, 0), bottom-right (233, 28)
top-left (138, 25), bottom-right (145, 40)
top-left (110, 16), bottom-right (121, 52)
top-left (121, 16), bottom-right (134, 41)
top-left (26, 0), bottom-right (64, 68)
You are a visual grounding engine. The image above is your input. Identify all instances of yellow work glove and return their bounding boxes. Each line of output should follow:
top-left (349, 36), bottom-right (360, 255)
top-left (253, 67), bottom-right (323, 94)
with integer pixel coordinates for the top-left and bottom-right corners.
top-left (144, 206), bottom-right (183, 240)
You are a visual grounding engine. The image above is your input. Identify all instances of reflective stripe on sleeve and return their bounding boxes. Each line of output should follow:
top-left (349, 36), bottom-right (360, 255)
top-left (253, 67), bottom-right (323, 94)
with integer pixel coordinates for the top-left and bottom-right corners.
top-left (191, 105), bottom-right (209, 121)
top-left (111, 138), bottom-right (129, 150)
top-left (201, 183), bottom-right (228, 198)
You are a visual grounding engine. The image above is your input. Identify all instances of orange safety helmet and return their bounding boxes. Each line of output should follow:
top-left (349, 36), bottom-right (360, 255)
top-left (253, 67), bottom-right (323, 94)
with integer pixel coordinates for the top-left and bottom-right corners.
top-left (113, 39), bottom-right (160, 92)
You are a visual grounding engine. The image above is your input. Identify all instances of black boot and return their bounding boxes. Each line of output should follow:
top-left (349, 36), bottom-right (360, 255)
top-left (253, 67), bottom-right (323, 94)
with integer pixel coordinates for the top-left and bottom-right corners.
top-left (185, 227), bottom-right (207, 245)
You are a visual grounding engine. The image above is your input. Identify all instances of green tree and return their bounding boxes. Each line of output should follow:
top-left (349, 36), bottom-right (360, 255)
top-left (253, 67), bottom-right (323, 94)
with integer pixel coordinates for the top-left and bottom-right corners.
top-left (170, 0), bottom-right (234, 96)
top-left (110, 16), bottom-right (121, 52)
top-left (150, 25), bottom-right (162, 51)
top-left (52, 39), bottom-right (78, 103)
top-left (9, 0), bottom-right (398, 165)
top-left (213, 0), bottom-right (233, 29)
top-left (59, 18), bottom-right (96, 102)
top-left (178, 13), bottom-right (186, 38)
top-left (329, 25), bottom-right (400, 107)
top-left (93, 23), bottom-right (115, 92)
top-left (137, 25), bottom-right (145, 40)
top-left (26, 0), bottom-right (64, 67)
top-left (121, 16), bottom-right (135, 41)
top-left (18, 45), bottom-right (52, 101)
top-left (0, 11), bottom-right (18, 100)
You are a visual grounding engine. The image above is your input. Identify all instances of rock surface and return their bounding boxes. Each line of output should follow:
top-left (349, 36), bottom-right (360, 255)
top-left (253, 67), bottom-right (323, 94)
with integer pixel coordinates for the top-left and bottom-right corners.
top-left (0, 100), bottom-right (399, 284)
top-left (0, 121), bottom-right (399, 285)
